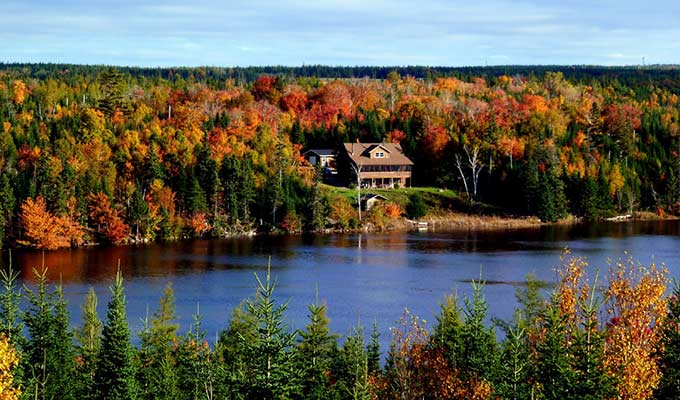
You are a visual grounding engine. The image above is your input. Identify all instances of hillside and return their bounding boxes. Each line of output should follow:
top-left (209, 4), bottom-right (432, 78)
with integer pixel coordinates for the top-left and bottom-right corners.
top-left (0, 65), bottom-right (679, 248)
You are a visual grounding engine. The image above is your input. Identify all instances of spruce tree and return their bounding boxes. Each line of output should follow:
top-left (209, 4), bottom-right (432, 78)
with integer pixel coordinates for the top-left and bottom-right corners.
top-left (298, 287), bottom-right (339, 399)
top-left (334, 323), bottom-right (371, 400)
top-left (137, 283), bottom-right (179, 400)
top-left (0, 261), bottom-right (22, 343)
top-left (94, 269), bottom-right (137, 400)
top-left (75, 288), bottom-right (102, 400)
top-left (571, 277), bottom-right (617, 399)
top-left (460, 279), bottom-right (498, 386)
top-left (496, 324), bottom-right (531, 400)
top-left (22, 268), bottom-right (56, 400)
top-left (239, 264), bottom-right (301, 399)
top-left (534, 303), bottom-right (576, 399)
top-left (655, 282), bottom-right (680, 399)
top-left (51, 283), bottom-right (77, 400)
top-left (367, 320), bottom-right (381, 376)
top-left (431, 294), bottom-right (464, 370)
top-left (175, 306), bottom-right (218, 400)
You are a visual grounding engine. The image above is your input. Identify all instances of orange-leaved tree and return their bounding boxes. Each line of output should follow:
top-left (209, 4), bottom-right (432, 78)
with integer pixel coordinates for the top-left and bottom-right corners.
top-left (87, 192), bottom-right (129, 244)
top-left (19, 196), bottom-right (84, 250)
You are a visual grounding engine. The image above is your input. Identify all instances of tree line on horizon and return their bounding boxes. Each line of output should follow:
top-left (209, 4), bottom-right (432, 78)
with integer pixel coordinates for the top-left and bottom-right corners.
top-left (1, 252), bottom-right (680, 399)
top-left (1, 65), bottom-right (680, 248)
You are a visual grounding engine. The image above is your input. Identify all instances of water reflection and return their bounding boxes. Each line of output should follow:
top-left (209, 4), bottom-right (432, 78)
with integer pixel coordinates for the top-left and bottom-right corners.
top-left (1, 220), bottom-right (679, 350)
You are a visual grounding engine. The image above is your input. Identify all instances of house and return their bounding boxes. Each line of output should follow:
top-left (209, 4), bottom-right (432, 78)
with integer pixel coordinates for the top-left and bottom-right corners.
top-left (344, 142), bottom-right (413, 188)
top-left (361, 194), bottom-right (388, 211)
top-left (303, 149), bottom-right (337, 172)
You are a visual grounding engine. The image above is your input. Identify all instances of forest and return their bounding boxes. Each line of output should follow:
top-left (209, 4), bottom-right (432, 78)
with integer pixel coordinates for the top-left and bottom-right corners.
top-left (1, 64), bottom-right (680, 248)
top-left (0, 252), bottom-right (679, 400)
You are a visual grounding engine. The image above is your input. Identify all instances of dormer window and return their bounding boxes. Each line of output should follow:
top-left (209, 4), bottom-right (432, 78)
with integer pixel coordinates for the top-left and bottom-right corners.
top-left (374, 152), bottom-right (385, 158)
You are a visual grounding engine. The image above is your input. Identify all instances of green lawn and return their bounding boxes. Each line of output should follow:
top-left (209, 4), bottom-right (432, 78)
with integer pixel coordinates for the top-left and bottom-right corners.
top-left (320, 184), bottom-right (506, 215)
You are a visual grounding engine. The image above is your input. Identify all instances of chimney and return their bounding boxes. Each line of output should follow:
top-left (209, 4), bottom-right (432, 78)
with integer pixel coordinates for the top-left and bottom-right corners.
top-left (351, 142), bottom-right (354, 155)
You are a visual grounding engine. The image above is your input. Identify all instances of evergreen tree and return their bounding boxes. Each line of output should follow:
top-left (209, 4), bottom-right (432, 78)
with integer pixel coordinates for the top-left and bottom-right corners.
top-left (431, 294), bottom-right (464, 370)
top-left (405, 192), bottom-right (427, 220)
top-left (496, 324), bottom-right (531, 400)
top-left (22, 268), bottom-right (56, 400)
top-left (195, 145), bottom-right (221, 215)
top-left (137, 283), bottom-right (179, 400)
top-left (238, 264), bottom-right (301, 399)
top-left (98, 69), bottom-right (131, 117)
top-left (534, 303), bottom-right (576, 399)
top-left (128, 185), bottom-right (149, 241)
top-left (537, 167), bottom-right (567, 222)
top-left (655, 282), bottom-right (680, 399)
top-left (298, 287), bottom-right (339, 399)
top-left (571, 277), bottom-right (617, 399)
top-left (52, 283), bottom-right (77, 400)
top-left (75, 288), bottom-right (102, 400)
top-left (459, 279), bottom-right (498, 388)
top-left (175, 306), bottom-right (218, 400)
top-left (187, 177), bottom-right (208, 215)
top-left (333, 323), bottom-right (371, 400)
top-left (0, 173), bottom-right (14, 245)
top-left (0, 261), bottom-right (22, 343)
top-left (217, 300), bottom-right (257, 396)
top-left (304, 165), bottom-right (328, 232)
top-left (367, 320), bottom-right (381, 376)
top-left (94, 269), bottom-right (137, 400)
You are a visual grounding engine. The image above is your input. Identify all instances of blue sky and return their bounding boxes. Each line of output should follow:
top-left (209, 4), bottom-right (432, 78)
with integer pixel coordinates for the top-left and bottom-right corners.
top-left (2, 0), bottom-right (679, 67)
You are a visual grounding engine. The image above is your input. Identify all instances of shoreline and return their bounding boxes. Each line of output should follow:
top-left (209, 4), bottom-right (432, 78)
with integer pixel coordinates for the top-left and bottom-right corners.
top-left (5, 211), bottom-right (680, 252)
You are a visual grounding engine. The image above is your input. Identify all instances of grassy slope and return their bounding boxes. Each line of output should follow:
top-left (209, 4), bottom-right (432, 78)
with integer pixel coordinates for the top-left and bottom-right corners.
top-left (320, 184), bottom-right (506, 216)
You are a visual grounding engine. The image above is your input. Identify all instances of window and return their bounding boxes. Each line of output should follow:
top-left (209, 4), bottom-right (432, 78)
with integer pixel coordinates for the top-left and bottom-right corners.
top-left (374, 152), bottom-right (385, 158)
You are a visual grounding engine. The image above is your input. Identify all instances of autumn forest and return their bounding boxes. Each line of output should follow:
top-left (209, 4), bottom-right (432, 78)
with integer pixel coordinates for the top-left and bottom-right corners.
top-left (3, 64), bottom-right (680, 399)
top-left (1, 65), bottom-right (680, 249)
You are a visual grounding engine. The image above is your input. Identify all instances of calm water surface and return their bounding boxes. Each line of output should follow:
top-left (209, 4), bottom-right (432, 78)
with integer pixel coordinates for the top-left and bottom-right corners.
top-left (3, 220), bottom-right (680, 349)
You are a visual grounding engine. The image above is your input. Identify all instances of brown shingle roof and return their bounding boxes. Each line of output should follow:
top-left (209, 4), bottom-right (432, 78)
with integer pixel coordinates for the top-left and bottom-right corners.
top-left (343, 142), bottom-right (414, 166)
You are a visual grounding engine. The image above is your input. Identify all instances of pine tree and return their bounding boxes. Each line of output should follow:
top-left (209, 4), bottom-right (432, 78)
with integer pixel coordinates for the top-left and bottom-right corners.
top-left (75, 288), bottom-right (102, 400)
top-left (298, 287), bottom-right (339, 399)
top-left (94, 269), bottom-right (137, 400)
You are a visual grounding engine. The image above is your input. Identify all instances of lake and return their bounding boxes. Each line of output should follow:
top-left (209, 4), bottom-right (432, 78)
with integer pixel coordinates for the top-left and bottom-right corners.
top-left (2, 220), bottom-right (680, 351)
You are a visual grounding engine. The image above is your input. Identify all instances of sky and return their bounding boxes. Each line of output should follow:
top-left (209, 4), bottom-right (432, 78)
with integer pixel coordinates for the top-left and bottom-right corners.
top-left (1, 0), bottom-right (679, 67)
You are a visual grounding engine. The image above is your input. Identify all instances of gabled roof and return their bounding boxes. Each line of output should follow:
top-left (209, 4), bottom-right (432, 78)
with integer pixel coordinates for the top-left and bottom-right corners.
top-left (303, 149), bottom-right (336, 157)
top-left (344, 142), bottom-right (414, 166)
top-left (361, 193), bottom-right (388, 201)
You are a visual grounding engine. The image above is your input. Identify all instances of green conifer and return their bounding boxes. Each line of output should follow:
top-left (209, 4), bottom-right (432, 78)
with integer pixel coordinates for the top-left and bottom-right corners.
top-left (75, 287), bottom-right (102, 400)
top-left (298, 287), bottom-right (339, 399)
top-left (94, 269), bottom-right (137, 400)
top-left (239, 263), bottom-right (301, 399)
top-left (655, 282), bottom-right (680, 399)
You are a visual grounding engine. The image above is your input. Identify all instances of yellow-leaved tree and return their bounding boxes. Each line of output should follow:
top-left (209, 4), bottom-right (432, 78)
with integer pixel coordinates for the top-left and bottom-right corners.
top-left (604, 255), bottom-right (668, 399)
top-left (0, 334), bottom-right (21, 400)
